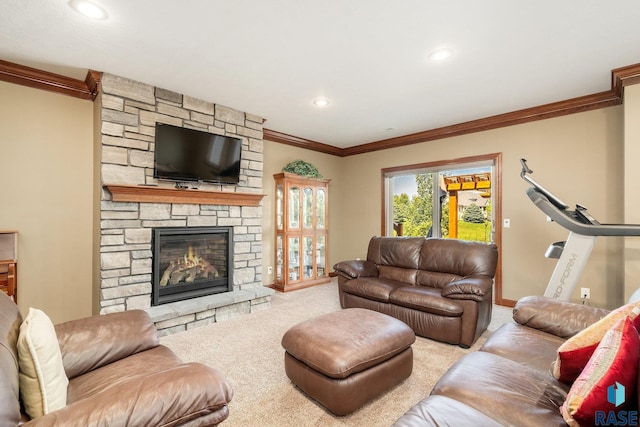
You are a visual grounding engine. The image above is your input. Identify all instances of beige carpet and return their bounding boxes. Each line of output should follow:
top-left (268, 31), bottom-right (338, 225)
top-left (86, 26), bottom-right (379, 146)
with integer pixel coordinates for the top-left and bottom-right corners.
top-left (160, 279), bottom-right (513, 427)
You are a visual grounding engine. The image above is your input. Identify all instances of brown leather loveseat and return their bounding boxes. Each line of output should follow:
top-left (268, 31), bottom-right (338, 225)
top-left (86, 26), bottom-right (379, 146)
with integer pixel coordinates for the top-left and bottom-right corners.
top-left (392, 296), bottom-right (614, 426)
top-left (0, 291), bottom-right (232, 426)
top-left (333, 236), bottom-right (498, 348)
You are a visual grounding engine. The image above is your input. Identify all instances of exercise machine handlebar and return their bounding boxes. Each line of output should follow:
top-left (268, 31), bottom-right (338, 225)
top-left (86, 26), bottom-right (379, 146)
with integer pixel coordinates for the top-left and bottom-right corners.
top-left (521, 158), bottom-right (640, 237)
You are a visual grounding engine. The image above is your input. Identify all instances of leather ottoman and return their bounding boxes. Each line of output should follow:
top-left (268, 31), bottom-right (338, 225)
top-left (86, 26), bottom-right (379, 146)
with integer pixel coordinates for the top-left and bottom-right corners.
top-left (281, 308), bottom-right (415, 416)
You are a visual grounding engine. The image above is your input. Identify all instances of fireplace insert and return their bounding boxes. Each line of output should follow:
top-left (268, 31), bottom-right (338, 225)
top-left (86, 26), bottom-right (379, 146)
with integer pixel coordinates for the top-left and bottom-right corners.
top-left (152, 226), bottom-right (233, 305)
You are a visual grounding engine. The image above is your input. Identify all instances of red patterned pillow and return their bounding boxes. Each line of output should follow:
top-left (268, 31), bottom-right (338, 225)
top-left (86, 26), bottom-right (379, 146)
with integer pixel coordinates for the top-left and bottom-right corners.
top-left (560, 317), bottom-right (640, 427)
top-left (553, 301), bottom-right (640, 383)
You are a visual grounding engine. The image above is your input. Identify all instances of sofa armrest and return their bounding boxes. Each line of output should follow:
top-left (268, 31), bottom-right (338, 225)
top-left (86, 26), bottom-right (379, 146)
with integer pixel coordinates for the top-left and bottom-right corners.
top-left (55, 310), bottom-right (159, 379)
top-left (441, 276), bottom-right (493, 302)
top-left (513, 295), bottom-right (610, 338)
top-left (333, 260), bottom-right (378, 279)
top-left (23, 363), bottom-right (233, 427)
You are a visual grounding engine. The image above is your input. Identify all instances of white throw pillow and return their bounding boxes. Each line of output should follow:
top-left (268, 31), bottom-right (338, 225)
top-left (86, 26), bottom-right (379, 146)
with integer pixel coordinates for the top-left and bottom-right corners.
top-left (17, 307), bottom-right (68, 419)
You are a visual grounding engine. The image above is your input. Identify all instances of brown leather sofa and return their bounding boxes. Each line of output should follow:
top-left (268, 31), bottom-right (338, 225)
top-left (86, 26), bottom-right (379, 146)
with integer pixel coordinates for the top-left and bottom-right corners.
top-left (333, 236), bottom-right (498, 348)
top-left (0, 291), bottom-right (232, 426)
top-left (392, 296), bottom-right (612, 426)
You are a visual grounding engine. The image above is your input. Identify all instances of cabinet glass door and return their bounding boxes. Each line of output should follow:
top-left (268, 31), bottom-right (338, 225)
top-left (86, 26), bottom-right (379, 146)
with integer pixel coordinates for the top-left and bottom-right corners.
top-left (316, 235), bottom-right (326, 278)
top-left (317, 189), bottom-right (326, 229)
top-left (289, 187), bottom-right (300, 229)
top-left (303, 236), bottom-right (313, 279)
top-left (288, 237), bottom-right (300, 281)
top-left (276, 235), bottom-right (283, 281)
top-left (303, 188), bottom-right (313, 229)
top-left (276, 184), bottom-right (283, 230)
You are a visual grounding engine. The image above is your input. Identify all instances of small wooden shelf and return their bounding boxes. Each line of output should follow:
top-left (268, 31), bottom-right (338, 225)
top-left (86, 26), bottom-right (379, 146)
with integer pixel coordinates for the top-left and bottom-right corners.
top-left (0, 231), bottom-right (17, 302)
top-left (104, 184), bottom-right (265, 206)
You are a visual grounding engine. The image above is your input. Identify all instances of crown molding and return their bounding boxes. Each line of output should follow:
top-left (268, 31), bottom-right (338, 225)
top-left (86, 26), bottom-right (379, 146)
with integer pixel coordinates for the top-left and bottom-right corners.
top-left (0, 60), bottom-right (100, 100)
top-left (262, 128), bottom-right (343, 156)
top-left (3, 59), bottom-right (639, 156)
top-left (612, 63), bottom-right (640, 98)
top-left (341, 90), bottom-right (620, 156)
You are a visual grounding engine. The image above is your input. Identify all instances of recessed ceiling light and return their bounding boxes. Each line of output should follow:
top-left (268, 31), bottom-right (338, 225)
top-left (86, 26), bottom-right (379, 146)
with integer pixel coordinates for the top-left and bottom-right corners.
top-left (312, 98), bottom-right (330, 108)
top-left (428, 48), bottom-right (454, 62)
top-left (68, 0), bottom-right (109, 20)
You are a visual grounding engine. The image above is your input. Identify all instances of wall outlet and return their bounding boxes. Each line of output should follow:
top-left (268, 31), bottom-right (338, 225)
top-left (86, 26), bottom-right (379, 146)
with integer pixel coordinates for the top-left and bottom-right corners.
top-left (503, 219), bottom-right (511, 228)
top-left (267, 266), bottom-right (273, 275)
top-left (581, 287), bottom-right (591, 299)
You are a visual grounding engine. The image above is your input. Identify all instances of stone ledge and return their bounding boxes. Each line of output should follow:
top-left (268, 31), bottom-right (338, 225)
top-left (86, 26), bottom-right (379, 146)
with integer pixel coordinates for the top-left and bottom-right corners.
top-left (145, 286), bottom-right (275, 323)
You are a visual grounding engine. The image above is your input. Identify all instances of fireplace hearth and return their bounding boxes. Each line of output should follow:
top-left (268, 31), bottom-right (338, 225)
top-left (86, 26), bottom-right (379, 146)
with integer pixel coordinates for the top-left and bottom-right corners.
top-left (152, 226), bottom-right (233, 306)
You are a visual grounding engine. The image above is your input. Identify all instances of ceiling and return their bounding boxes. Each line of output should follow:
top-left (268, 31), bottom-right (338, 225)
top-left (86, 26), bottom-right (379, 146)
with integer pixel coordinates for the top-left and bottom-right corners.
top-left (1, 0), bottom-right (640, 149)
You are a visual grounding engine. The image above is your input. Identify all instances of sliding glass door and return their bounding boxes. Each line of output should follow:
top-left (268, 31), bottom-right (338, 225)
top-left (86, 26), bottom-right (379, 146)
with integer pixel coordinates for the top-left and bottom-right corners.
top-left (384, 158), bottom-right (496, 244)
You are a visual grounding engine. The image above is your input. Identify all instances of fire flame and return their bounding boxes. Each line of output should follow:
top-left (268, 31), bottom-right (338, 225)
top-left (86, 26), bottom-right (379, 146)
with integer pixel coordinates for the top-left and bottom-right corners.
top-left (159, 243), bottom-right (220, 286)
top-left (183, 244), bottom-right (201, 267)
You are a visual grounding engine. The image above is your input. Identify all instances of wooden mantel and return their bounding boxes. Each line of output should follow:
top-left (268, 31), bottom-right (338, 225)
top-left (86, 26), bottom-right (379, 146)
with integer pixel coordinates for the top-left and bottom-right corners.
top-left (104, 184), bottom-right (265, 206)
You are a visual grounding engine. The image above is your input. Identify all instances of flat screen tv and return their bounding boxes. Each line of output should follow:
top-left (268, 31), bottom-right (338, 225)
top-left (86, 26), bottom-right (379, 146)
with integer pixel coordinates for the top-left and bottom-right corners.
top-left (154, 123), bottom-right (242, 184)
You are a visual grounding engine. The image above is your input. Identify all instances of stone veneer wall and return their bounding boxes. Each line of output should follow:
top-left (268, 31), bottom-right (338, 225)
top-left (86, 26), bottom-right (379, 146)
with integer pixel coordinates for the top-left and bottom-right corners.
top-left (98, 73), bottom-right (271, 334)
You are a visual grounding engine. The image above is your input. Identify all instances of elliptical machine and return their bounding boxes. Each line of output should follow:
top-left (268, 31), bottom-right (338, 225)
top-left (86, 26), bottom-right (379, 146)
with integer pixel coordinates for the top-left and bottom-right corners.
top-left (520, 158), bottom-right (640, 301)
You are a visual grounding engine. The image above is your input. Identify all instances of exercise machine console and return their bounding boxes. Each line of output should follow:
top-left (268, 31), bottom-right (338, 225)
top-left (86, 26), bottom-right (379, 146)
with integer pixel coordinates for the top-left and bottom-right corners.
top-left (520, 158), bottom-right (640, 300)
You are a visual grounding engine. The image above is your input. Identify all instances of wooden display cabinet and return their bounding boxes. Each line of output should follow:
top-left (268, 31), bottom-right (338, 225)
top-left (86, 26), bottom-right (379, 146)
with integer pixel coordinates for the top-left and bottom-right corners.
top-left (272, 173), bottom-right (330, 292)
top-left (0, 231), bottom-right (17, 302)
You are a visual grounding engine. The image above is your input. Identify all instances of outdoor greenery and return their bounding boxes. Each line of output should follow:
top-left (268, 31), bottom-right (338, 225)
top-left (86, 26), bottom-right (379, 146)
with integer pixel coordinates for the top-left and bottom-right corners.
top-left (458, 221), bottom-right (493, 242)
top-left (462, 203), bottom-right (485, 223)
top-left (393, 174), bottom-right (449, 237)
top-left (393, 174), bottom-right (492, 243)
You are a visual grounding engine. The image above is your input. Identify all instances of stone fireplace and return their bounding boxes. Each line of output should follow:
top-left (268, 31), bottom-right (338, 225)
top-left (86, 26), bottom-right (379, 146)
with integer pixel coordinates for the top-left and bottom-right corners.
top-left (97, 73), bottom-right (273, 335)
top-left (152, 226), bottom-right (233, 306)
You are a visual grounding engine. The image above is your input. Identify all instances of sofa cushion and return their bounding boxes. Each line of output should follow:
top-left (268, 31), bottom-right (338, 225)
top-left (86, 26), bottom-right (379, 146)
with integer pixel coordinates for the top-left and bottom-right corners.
top-left (17, 307), bottom-right (68, 419)
top-left (561, 317), bottom-right (640, 427)
top-left (67, 345), bottom-right (183, 402)
top-left (513, 295), bottom-right (610, 339)
top-left (431, 351), bottom-right (569, 427)
top-left (55, 309), bottom-right (159, 379)
top-left (340, 277), bottom-right (406, 303)
top-left (553, 301), bottom-right (640, 383)
top-left (389, 286), bottom-right (463, 316)
top-left (480, 322), bottom-right (564, 373)
top-left (367, 236), bottom-right (422, 269)
top-left (415, 270), bottom-right (461, 289)
top-left (37, 361), bottom-right (233, 427)
top-left (378, 265), bottom-right (418, 285)
top-left (419, 238), bottom-right (498, 278)
top-left (391, 395), bottom-right (503, 427)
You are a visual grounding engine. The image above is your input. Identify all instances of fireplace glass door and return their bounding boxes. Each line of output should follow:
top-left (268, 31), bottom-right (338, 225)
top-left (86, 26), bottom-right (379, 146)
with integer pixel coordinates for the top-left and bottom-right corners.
top-left (152, 226), bottom-right (233, 305)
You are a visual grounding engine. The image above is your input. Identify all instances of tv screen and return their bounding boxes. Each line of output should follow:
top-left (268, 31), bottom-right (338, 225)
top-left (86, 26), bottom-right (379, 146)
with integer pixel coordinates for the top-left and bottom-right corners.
top-left (154, 123), bottom-right (242, 184)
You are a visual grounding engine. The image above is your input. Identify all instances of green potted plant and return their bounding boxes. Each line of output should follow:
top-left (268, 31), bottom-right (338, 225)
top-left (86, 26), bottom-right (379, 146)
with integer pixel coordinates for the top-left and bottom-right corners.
top-left (282, 160), bottom-right (322, 178)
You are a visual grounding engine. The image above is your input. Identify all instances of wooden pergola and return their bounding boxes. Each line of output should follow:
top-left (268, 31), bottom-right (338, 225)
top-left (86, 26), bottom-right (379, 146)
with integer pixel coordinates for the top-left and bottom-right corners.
top-left (443, 173), bottom-right (491, 238)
